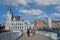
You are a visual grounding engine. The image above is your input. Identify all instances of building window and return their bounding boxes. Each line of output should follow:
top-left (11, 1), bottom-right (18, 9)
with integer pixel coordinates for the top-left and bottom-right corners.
top-left (9, 26), bottom-right (10, 30)
top-left (20, 26), bottom-right (21, 29)
top-left (20, 24), bottom-right (21, 25)
top-left (16, 23), bottom-right (17, 25)
top-left (18, 26), bottom-right (19, 29)
top-left (12, 23), bottom-right (13, 25)
top-left (18, 23), bottom-right (19, 25)
top-left (27, 26), bottom-right (28, 29)
top-left (14, 23), bottom-right (15, 25)
top-left (16, 26), bottom-right (17, 29)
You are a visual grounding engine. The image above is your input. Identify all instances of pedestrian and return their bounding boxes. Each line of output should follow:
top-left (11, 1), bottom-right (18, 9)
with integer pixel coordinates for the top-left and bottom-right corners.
top-left (27, 29), bottom-right (30, 36)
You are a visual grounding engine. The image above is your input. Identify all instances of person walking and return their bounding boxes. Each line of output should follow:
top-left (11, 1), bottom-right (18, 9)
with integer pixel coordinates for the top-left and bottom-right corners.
top-left (27, 29), bottom-right (30, 36)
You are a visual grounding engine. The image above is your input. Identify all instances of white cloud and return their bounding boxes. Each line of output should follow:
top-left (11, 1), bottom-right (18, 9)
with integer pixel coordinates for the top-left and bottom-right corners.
top-left (50, 13), bottom-right (60, 20)
top-left (20, 9), bottom-right (43, 16)
top-left (38, 13), bottom-right (48, 18)
top-left (54, 0), bottom-right (60, 12)
top-left (52, 13), bottom-right (60, 17)
top-left (0, 0), bottom-right (59, 6)
top-left (47, 13), bottom-right (60, 21)
top-left (19, 9), bottom-right (48, 18)
top-left (0, 0), bottom-right (30, 6)
top-left (31, 0), bottom-right (57, 6)
top-left (55, 6), bottom-right (60, 12)
top-left (0, 14), bottom-right (7, 18)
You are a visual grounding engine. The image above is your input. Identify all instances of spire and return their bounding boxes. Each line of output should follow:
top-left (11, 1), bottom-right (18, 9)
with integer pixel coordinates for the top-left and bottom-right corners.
top-left (7, 5), bottom-right (13, 15)
top-left (8, 6), bottom-right (11, 11)
top-left (7, 5), bottom-right (13, 14)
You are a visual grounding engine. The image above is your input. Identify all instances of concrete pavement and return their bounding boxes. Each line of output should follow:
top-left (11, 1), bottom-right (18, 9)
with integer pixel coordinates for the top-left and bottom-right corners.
top-left (17, 32), bottom-right (51, 40)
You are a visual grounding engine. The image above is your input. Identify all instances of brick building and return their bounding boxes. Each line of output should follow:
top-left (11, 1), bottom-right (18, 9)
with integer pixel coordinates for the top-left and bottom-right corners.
top-left (34, 20), bottom-right (43, 29)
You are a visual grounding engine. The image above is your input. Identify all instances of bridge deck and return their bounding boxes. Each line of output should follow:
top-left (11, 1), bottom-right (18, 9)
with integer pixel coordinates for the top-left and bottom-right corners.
top-left (17, 32), bottom-right (51, 40)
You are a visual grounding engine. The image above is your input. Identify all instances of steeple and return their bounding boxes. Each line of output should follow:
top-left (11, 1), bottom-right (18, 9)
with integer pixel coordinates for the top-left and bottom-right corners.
top-left (6, 5), bottom-right (13, 21)
top-left (7, 0), bottom-right (12, 13)
top-left (7, 6), bottom-right (13, 15)
top-left (8, 6), bottom-right (11, 11)
top-left (8, 6), bottom-right (11, 12)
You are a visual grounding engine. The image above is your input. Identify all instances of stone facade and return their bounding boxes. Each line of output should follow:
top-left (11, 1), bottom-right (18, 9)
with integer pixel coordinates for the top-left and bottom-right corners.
top-left (5, 7), bottom-right (33, 32)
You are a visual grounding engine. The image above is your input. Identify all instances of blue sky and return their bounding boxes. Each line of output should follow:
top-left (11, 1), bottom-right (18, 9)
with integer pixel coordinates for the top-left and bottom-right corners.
top-left (0, 0), bottom-right (60, 23)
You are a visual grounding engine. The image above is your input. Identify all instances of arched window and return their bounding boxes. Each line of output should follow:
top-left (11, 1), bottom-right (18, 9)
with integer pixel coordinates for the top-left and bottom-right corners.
top-left (12, 23), bottom-right (13, 25)
top-left (16, 26), bottom-right (17, 29)
top-left (20, 26), bottom-right (22, 29)
top-left (16, 23), bottom-right (17, 25)
top-left (9, 26), bottom-right (10, 30)
top-left (18, 23), bottom-right (19, 25)
top-left (18, 26), bottom-right (19, 29)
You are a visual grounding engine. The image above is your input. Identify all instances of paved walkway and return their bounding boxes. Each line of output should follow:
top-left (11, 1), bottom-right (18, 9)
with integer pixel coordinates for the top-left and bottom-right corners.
top-left (17, 32), bottom-right (51, 40)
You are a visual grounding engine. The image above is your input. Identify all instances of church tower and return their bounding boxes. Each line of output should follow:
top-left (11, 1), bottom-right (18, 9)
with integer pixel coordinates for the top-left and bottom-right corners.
top-left (6, 7), bottom-right (13, 21)
top-left (5, 7), bottom-right (13, 30)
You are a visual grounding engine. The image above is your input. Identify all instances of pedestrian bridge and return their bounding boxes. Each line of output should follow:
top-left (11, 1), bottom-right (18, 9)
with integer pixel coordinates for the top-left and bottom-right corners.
top-left (17, 32), bottom-right (51, 40)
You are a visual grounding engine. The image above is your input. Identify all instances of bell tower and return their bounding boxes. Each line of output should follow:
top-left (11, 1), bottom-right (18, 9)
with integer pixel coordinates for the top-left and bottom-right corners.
top-left (5, 6), bottom-right (13, 30)
top-left (6, 6), bottom-right (13, 21)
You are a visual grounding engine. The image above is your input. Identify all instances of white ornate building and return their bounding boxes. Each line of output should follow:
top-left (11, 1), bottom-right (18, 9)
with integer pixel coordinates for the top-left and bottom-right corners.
top-left (5, 7), bottom-right (33, 32)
